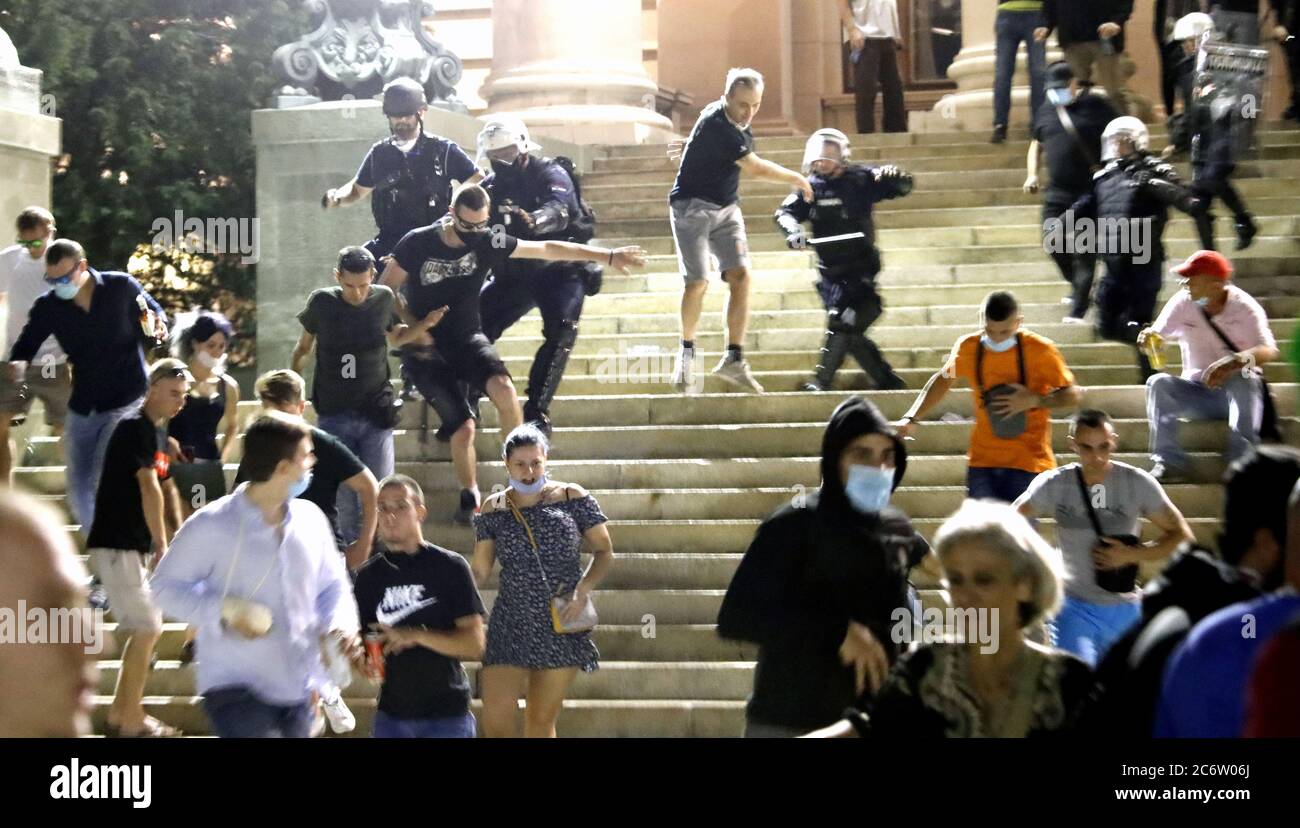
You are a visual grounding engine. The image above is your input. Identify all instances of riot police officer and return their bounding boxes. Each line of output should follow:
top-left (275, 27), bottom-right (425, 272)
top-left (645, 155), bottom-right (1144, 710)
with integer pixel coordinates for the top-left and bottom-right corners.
top-left (475, 116), bottom-right (601, 435)
top-left (1073, 117), bottom-right (1202, 381)
top-left (321, 77), bottom-right (482, 261)
top-left (774, 128), bottom-right (909, 392)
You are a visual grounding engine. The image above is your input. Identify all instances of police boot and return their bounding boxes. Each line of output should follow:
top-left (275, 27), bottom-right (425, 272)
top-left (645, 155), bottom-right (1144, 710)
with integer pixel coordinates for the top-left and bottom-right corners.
top-left (525, 320), bottom-right (578, 434)
top-left (802, 327), bottom-right (852, 391)
top-left (848, 335), bottom-right (907, 390)
top-left (1234, 213), bottom-right (1257, 251)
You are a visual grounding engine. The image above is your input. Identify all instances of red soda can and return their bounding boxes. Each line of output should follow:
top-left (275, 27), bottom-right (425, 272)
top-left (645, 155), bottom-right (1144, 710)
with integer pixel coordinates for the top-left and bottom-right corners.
top-left (364, 632), bottom-right (385, 680)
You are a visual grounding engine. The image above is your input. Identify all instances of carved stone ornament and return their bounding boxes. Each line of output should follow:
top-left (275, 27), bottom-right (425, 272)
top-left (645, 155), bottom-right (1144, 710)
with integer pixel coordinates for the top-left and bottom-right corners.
top-left (271, 0), bottom-right (466, 111)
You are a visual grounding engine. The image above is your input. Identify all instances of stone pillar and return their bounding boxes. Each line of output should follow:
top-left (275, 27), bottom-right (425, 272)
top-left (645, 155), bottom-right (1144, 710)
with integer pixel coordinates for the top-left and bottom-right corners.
top-left (481, 0), bottom-right (675, 145)
top-left (912, 3), bottom-right (1157, 133)
top-left (0, 27), bottom-right (60, 235)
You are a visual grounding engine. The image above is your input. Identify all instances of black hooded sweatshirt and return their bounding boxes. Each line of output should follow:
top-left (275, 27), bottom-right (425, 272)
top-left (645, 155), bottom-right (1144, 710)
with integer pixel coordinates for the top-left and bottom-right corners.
top-left (716, 396), bottom-right (929, 731)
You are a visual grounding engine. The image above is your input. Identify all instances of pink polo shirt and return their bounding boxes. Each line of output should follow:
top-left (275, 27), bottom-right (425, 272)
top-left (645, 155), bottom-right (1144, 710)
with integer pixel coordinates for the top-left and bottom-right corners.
top-left (1151, 284), bottom-right (1276, 382)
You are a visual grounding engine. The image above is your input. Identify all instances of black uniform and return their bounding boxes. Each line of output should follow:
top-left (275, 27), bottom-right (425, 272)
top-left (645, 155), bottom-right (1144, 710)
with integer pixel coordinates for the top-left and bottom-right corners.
top-left (478, 155), bottom-right (597, 426)
top-left (1032, 92), bottom-right (1119, 319)
top-left (1155, 0), bottom-right (1208, 116)
top-left (1072, 152), bottom-right (1200, 379)
top-left (354, 132), bottom-right (478, 260)
top-left (773, 164), bottom-right (911, 391)
top-left (1176, 53), bottom-right (1257, 251)
top-left (1277, 0), bottom-right (1300, 118)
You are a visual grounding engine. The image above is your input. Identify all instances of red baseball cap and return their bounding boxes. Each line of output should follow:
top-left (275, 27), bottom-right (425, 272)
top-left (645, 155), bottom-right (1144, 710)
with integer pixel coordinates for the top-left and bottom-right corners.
top-left (1172, 250), bottom-right (1233, 280)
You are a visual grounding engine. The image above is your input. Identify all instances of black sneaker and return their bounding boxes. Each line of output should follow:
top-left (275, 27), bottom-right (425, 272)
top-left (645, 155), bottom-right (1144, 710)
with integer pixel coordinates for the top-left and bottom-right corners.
top-left (990, 124), bottom-right (1007, 144)
top-left (1234, 217), bottom-right (1257, 251)
top-left (453, 488), bottom-right (479, 526)
top-left (798, 379), bottom-right (827, 392)
top-left (523, 408), bottom-right (553, 438)
top-left (1150, 463), bottom-right (1189, 485)
top-left (179, 640), bottom-right (196, 666)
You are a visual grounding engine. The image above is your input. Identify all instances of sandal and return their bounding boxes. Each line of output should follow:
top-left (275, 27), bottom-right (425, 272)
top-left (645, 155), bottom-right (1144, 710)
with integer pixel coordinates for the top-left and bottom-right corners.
top-left (105, 719), bottom-right (184, 738)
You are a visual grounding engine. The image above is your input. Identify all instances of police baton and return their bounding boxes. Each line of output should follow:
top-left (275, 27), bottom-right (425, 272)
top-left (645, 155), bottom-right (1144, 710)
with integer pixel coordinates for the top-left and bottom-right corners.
top-left (807, 232), bottom-right (866, 246)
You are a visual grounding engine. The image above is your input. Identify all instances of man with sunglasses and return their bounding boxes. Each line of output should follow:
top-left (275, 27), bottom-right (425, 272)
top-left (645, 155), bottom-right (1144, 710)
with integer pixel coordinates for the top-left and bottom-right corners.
top-left (322, 78), bottom-right (483, 263)
top-left (0, 207), bottom-right (70, 484)
top-left (1138, 249), bottom-right (1279, 484)
top-left (380, 183), bottom-right (646, 524)
top-left (6, 239), bottom-right (168, 534)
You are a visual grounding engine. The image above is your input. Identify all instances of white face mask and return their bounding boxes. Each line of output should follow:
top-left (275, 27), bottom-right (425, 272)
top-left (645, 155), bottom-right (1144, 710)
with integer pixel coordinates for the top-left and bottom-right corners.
top-left (394, 136), bottom-right (417, 153)
top-left (195, 350), bottom-right (226, 374)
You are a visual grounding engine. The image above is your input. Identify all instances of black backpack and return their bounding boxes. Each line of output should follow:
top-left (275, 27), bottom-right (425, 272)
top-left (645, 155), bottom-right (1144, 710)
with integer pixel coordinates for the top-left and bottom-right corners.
top-left (553, 155), bottom-right (597, 244)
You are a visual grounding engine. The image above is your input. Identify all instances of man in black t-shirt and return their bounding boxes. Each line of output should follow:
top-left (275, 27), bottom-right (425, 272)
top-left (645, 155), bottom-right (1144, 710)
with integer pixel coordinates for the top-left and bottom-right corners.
top-left (380, 183), bottom-right (645, 524)
top-left (666, 68), bottom-right (813, 396)
top-left (237, 370), bottom-right (379, 571)
top-left (321, 78), bottom-right (483, 262)
top-left (87, 358), bottom-right (189, 738)
top-left (353, 474), bottom-right (487, 738)
top-left (1025, 62), bottom-right (1119, 322)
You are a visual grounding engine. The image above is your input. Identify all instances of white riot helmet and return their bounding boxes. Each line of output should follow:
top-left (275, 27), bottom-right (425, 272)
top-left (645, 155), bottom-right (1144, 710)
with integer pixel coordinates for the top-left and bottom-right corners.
top-left (802, 128), bottom-right (852, 174)
top-left (476, 116), bottom-right (543, 165)
top-left (1173, 12), bottom-right (1214, 43)
top-left (1101, 116), bottom-right (1150, 162)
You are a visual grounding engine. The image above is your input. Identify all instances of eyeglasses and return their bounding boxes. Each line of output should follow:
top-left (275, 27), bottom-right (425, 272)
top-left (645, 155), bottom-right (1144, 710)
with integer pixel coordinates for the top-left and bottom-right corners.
top-left (453, 215), bottom-right (490, 233)
top-left (44, 265), bottom-right (79, 286)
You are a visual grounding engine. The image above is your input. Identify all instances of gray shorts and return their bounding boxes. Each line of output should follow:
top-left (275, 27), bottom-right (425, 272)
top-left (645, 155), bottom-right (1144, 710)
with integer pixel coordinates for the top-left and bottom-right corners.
top-left (90, 549), bottom-right (163, 634)
top-left (0, 361), bottom-right (72, 426)
top-left (669, 197), bottom-right (750, 283)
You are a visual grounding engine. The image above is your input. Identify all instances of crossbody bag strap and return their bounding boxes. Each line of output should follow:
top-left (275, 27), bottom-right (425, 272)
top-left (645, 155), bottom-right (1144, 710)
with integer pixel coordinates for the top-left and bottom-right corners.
top-left (974, 333), bottom-right (1026, 395)
top-left (218, 516), bottom-right (278, 604)
top-left (506, 492), bottom-right (559, 598)
top-left (1073, 467), bottom-right (1106, 539)
top-left (1056, 105), bottom-right (1102, 174)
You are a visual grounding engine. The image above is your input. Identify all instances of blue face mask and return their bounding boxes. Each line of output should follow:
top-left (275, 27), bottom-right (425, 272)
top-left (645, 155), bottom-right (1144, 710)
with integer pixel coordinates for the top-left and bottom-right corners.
top-left (980, 333), bottom-right (1017, 353)
top-left (288, 470), bottom-right (313, 499)
top-left (52, 280), bottom-right (79, 300)
top-left (844, 464), bottom-right (894, 514)
top-left (1193, 296), bottom-right (1211, 308)
top-left (1046, 87), bottom-right (1074, 107)
top-left (510, 473), bottom-right (547, 496)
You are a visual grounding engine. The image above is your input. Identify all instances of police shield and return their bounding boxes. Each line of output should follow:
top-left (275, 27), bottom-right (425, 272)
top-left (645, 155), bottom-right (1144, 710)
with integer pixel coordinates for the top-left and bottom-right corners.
top-left (1195, 41), bottom-right (1270, 160)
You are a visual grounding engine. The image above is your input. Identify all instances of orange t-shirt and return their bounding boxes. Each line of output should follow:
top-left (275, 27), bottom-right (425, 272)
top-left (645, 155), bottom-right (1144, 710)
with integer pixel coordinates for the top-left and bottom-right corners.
top-left (945, 330), bottom-right (1075, 474)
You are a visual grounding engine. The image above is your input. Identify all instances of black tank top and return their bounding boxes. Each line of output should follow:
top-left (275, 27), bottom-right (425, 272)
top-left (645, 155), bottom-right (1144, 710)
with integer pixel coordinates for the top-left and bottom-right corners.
top-left (167, 378), bottom-right (227, 461)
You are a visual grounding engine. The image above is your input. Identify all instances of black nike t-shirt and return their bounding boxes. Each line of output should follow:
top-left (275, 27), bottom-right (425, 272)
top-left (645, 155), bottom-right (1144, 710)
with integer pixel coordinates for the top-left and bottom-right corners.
top-left (352, 543), bottom-right (487, 719)
top-left (391, 219), bottom-right (520, 345)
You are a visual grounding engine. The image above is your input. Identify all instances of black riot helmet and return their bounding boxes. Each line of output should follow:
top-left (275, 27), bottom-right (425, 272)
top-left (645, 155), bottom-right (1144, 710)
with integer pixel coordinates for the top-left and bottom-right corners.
top-left (382, 77), bottom-right (427, 118)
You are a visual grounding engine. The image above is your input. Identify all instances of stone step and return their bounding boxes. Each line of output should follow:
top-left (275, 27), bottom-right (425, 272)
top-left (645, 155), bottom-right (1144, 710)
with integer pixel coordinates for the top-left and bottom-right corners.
top-left (584, 172), bottom-right (1300, 206)
top-left (596, 124), bottom-right (1300, 158)
top-left (591, 143), bottom-right (1300, 175)
top-left (629, 238), bottom-right (1300, 272)
top-left (88, 697), bottom-right (749, 737)
top-left (596, 213), bottom-right (1300, 248)
top-left (97, 622), bottom-right (758, 663)
top-left (95, 659), bottom-right (760, 701)
top-left (603, 224), bottom-right (1300, 257)
top-left (583, 159), bottom-right (1300, 192)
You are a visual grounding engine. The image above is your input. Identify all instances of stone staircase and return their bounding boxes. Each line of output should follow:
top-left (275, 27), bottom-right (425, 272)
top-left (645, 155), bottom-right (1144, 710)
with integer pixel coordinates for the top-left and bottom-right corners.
top-left (16, 124), bottom-right (1300, 737)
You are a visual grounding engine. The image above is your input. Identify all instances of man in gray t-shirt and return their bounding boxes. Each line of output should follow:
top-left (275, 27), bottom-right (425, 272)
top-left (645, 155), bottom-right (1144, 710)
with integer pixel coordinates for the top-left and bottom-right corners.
top-left (1015, 409), bottom-right (1193, 665)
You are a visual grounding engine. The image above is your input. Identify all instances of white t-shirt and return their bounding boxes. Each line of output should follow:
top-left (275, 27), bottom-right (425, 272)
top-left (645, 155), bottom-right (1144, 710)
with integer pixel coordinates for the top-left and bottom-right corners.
top-left (851, 0), bottom-right (901, 41)
top-left (0, 244), bottom-right (65, 365)
top-left (1151, 284), bottom-right (1276, 382)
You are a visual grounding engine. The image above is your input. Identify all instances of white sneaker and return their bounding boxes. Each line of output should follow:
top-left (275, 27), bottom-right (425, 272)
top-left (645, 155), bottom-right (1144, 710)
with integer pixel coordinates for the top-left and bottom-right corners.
top-left (1061, 315), bottom-right (1088, 325)
top-left (671, 346), bottom-right (697, 394)
top-left (711, 355), bottom-right (764, 393)
top-left (310, 706), bottom-right (327, 738)
top-left (321, 694), bottom-right (356, 734)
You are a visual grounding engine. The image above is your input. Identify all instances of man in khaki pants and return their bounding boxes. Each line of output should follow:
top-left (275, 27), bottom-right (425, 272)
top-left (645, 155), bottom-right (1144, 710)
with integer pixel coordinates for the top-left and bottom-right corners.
top-left (1036, 0), bottom-right (1132, 116)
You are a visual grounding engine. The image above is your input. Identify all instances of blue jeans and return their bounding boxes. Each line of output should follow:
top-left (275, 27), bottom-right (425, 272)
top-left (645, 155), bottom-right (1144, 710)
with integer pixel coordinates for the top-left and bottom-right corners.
top-left (203, 686), bottom-right (315, 738)
top-left (1049, 595), bottom-right (1141, 667)
top-left (993, 9), bottom-right (1046, 128)
top-left (1146, 372), bottom-right (1263, 472)
top-left (317, 410), bottom-right (394, 545)
top-left (64, 399), bottom-right (143, 535)
top-left (373, 710), bottom-right (477, 738)
top-left (966, 467), bottom-right (1039, 503)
